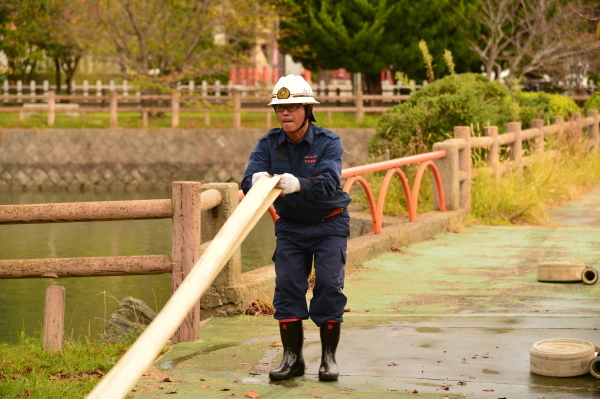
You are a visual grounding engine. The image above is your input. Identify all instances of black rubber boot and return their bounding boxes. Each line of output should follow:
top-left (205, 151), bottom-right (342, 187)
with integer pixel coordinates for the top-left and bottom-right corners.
top-left (319, 321), bottom-right (341, 381)
top-left (269, 320), bottom-right (305, 381)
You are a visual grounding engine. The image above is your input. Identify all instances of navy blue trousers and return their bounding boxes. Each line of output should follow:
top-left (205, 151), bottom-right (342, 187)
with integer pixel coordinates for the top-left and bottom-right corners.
top-left (272, 210), bottom-right (350, 327)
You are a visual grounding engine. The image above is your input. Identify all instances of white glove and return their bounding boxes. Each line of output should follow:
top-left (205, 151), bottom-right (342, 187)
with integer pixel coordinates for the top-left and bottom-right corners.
top-left (252, 171), bottom-right (270, 186)
top-left (276, 173), bottom-right (301, 195)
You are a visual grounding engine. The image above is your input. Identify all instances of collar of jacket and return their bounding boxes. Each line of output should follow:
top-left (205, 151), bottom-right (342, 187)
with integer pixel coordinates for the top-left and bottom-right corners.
top-left (277, 123), bottom-right (315, 148)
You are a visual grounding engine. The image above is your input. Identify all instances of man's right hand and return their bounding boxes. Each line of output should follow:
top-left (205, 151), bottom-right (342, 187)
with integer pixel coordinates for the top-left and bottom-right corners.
top-left (252, 171), bottom-right (270, 186)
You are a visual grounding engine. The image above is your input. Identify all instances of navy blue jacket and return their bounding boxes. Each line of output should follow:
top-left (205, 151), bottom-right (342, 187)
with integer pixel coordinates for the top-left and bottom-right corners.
top-left (242, 124), bottom-right (352, 222)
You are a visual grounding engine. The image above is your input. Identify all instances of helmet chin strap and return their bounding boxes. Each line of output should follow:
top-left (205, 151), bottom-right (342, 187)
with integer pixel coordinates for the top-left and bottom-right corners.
top-left (289, 117), bottom-right (308, 135)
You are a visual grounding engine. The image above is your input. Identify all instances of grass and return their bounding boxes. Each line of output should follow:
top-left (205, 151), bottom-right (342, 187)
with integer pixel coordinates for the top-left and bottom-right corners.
top-left (0, 109), bottom-right (381, 129)
top-left (0, 332), bottom-right (131, 399)
top-left (469, 129), bottom-right (600, 225)
top-left (349, 126), bottom-right (600, 227)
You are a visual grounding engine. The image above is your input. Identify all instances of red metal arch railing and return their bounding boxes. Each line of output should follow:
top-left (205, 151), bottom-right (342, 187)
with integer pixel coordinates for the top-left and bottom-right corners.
top-left (239, 150), bottom-right (447, 233)
top-left (341, 151), bottom-right (446, 233)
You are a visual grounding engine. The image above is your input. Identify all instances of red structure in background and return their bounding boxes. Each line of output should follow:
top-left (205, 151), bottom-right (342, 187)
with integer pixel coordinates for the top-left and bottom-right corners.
top-left (230, 67), bottom-right (279, 85)
top-left (229, 67), bottom-right (393, 85)
top-left (381, 69), bottom-right (393, 83)
top-left (229, 67), bottom-right (313, 85)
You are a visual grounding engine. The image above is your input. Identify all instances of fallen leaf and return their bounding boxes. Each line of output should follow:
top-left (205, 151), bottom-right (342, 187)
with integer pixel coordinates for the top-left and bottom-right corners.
top-left (412, 389), bottom-right (418, 393)
top-left (438, 386), bottom-right (449, 390)
top-left (220, 388), bottom-right (231, 391)
top-left (163, 378), bottom-right (173, 382)
top-left (341, 391), bottom-right (350, 395)
top-left (269, 342), bottom-right (282, 347)
top-left (483, 388), bottom-right (494, 392)
top-left (165, 391), bottom-right (177, 395)
top-left (388, 362), bottom-right (398, 366)
top-left (245, 392), bottom-right (261, 398)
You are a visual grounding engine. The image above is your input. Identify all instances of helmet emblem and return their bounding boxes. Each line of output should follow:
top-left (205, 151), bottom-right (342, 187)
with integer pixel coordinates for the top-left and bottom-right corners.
top-left (277, 87), bottom-right (291, 99)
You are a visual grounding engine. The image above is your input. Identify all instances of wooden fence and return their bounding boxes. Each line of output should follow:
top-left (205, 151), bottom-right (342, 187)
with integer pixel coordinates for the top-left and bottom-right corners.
top-left (1, 79), bottom-right (423, 99)
top-left (0, 90), bottom-right (411, 128)
top-left (0, 181), bottom-right (230, 350)
top-left (437, 110), bottom-right (600, 214)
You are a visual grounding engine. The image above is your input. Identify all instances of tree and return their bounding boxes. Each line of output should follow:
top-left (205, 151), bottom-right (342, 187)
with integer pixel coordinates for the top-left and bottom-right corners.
top-left (36, 1), bottom-right (90, 94)
top-left (454, 0), bottom-right (600, 87)
top-left (0, 0), bottom-right (44, 83)
top-left (276, 0), bottom-right (480, 95)
top-left (85, 0), bottom-right (278, 88)
top-left (0, 0), bottom-right (89, 93)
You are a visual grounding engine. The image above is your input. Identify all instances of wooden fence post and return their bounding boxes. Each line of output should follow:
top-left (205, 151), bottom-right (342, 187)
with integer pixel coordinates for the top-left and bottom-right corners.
top-left (171, 90), bottom-right (179, 128)
top-left (43, 285), bottom-right (65, 352)
top-left (355, 90), bottom-right (363, 122)
top-left (574, 113), bottom-right (582, 135)
top-left (587, 109), bottom-right (599, 149)
top-left (454, 126), bottom-right (471, 214)
top-left (232, 90), bottom-right (241, 129)
top-left (432, 141), bottom-right (460, 211)
top-left (47, 90), bottom-right (55, 127)
top-left (200, 183), bottom-right (241, 288)
top-left (508, 122), bottom-right (522, 173)
top-left (530, 119), bottom-right (545, 155)
top-left (171, 181), bottom-right (202, 343)
top-left (109, 91), bottom-right (118, 128)
top-left (483, 126), bottom-right (500, 181)
top-left (141, 110), bottom-right (148, 127)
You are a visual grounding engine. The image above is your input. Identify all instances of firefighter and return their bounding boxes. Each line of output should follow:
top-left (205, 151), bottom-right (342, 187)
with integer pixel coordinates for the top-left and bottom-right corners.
top-left (241, 74), bottom-right (352, 381)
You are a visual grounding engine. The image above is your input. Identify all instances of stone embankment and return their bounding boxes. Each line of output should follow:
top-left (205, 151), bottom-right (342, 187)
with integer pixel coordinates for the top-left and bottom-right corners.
top-left (0, 128), bottom-right (373, 191)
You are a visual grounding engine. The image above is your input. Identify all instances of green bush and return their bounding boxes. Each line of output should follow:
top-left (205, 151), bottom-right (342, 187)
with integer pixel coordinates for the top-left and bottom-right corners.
top-left (369, 73), bottom-right (520, 159)
top-left (511, 91), bottom-right (579, 128)
top-left (583, 93), bottom-right (600, 116)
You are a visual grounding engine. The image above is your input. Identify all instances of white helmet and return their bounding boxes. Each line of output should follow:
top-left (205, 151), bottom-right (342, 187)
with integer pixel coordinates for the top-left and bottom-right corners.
top-left (268, 74), bottom-right (320, 105)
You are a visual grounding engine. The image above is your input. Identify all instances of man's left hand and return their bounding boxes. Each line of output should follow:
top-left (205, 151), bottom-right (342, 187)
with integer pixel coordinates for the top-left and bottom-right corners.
top-left (276, 173), bottom-right (301, 194)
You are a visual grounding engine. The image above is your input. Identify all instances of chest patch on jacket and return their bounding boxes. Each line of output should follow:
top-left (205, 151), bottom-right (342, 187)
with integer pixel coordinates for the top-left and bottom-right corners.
top-left (304, 155), bottom-right (318, 163)
top-left (275, 153), bottom-right (287, 161)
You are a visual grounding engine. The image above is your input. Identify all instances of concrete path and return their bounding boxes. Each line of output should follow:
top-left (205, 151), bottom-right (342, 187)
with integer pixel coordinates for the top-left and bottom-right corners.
top-left (131, 190), bottom-right (600, 399)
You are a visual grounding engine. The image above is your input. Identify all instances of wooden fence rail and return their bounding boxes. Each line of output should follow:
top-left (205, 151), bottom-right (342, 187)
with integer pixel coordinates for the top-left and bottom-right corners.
top-left (0, 90), bottom-right (410, 128)
top-left (0, 182), bottom-right (227, 349)
top-left (2, 78), bottom-right (424, 99)
top-left (443, 110), bottom-right (600, 213)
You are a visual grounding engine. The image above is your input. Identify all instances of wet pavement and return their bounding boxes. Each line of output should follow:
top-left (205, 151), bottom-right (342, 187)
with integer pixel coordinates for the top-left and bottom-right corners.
top-left (132, 189), bottom-right (600, 399)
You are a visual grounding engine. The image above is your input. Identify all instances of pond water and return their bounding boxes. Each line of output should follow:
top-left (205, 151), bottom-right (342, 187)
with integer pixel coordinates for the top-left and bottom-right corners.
top-left (0, 190), bottom-right (275, 343)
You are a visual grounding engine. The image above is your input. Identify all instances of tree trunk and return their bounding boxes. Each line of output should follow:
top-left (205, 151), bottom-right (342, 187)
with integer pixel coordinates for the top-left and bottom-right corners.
top-left (54, 57), bottom-right (62, 95)
top-left (62, 54), bottom-right (81, 96)
top-left (364, 72), bottom-right (382, 106)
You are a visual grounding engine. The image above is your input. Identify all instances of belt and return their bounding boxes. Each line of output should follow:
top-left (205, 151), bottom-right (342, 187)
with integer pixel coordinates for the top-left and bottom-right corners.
top-left (314, 207), bottom-right (345, 222)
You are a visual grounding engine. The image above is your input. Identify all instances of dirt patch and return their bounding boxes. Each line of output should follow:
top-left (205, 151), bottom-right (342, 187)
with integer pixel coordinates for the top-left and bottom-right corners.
top-left (134, 366), bottom-right (178, 394)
